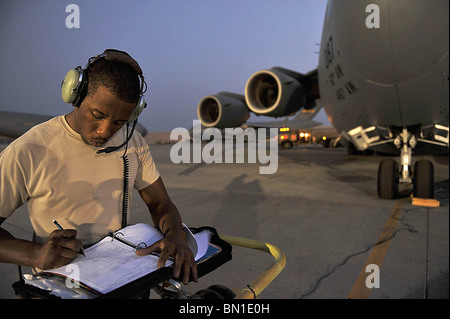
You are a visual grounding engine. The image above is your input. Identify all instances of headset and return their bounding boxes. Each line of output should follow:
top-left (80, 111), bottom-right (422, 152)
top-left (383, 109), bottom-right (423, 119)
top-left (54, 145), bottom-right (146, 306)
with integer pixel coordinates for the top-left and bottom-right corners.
top-left (61, 49), bottom-right (148, 154)
top-left (61, 49), bottom-right (148, 228)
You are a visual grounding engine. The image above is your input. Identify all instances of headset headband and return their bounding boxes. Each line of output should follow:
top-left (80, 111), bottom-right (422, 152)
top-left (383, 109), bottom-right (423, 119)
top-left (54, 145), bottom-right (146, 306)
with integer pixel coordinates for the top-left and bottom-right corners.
top-left (62, 49), bottom-right (148, 112)
top-left (86, 49), bottom-right (142, 75)
top-left (85, 49), bottom-right (147, 94)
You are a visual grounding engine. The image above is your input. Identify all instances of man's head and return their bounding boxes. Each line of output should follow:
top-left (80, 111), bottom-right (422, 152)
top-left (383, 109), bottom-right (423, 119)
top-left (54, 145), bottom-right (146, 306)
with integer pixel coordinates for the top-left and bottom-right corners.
top-left (85, 58), bottom-right (141, 105)
top-left (68, 84), bottom-right (136, 147)
top-left (65, 50), bottom-right (144, 147)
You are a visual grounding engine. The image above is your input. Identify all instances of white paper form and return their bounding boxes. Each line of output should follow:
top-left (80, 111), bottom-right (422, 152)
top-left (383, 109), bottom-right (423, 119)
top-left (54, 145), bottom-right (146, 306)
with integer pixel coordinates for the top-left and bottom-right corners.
top-left (40, 223), bottom-right (212, 296)
top-left (45, 237), bottom-right (172, 294)
top-left (118, 223), bottom-right (211, 261)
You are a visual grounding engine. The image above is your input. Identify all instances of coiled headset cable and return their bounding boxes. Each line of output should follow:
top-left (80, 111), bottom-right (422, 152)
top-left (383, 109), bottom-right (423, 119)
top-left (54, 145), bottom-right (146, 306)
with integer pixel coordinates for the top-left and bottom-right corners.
top-left (121, 124), bottom-right (131, 228)
top-left (96, 121), bottom-right (136, 228)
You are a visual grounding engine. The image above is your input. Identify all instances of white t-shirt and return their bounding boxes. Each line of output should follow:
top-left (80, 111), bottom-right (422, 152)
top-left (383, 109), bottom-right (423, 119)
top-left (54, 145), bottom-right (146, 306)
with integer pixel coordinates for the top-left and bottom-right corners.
top-left (0, 115), bottom-right (160, 245)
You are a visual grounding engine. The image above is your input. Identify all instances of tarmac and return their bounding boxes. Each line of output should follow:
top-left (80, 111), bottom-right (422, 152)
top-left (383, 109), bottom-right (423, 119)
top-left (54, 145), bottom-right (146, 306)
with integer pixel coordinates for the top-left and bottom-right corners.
top-left (0, 139), bottom-right (448, 299)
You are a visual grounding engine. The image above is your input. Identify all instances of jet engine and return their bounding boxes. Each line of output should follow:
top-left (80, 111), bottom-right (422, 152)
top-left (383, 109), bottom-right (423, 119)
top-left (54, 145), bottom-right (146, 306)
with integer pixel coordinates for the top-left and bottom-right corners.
top-left (197, 92), bottom-right (250, 128)
top-left (245, 67), bottom-right (306, 117)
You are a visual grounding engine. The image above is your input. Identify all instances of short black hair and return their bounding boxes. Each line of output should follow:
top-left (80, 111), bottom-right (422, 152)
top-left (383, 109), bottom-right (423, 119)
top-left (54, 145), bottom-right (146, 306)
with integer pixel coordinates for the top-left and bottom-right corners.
top-left (86, 58), bottom-right (140, 104)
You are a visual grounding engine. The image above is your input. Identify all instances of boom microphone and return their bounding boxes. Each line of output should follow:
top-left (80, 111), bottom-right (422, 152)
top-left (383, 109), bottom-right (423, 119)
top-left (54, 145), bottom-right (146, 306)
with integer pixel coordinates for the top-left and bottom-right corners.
top-left (96, 120), bottom-right (137, 154)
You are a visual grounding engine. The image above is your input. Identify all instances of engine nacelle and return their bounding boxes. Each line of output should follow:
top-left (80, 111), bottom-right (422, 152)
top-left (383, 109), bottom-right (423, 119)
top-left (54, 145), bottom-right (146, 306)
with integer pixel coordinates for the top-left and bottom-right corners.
top-left (197, 92), bottom-right (250, 128)
top-left (245, 67), bottom-right (306, 116)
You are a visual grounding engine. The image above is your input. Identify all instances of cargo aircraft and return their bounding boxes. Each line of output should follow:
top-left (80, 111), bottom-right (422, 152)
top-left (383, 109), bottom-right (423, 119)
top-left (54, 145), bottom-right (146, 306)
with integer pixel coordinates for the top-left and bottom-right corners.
top-left (196, 0), bottom-right (449, 199)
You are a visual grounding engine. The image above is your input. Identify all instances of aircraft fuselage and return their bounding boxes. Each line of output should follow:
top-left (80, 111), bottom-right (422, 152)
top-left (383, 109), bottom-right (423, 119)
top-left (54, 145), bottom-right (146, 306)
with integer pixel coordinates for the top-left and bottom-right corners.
top-left (318, 0), bottom-right (449, 154)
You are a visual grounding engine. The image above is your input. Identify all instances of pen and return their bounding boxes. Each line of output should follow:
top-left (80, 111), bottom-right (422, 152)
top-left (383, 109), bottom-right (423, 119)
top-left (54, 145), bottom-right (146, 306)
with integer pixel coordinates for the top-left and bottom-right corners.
top-left (52, 219), bottom-right (86, 257)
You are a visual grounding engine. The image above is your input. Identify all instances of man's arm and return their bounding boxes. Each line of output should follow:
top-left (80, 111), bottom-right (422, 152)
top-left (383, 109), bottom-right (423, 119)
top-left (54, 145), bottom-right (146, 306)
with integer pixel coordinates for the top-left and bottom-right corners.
top-left (0, 217), bottom-right (83, 270)
top-left (136, 177), bottom-right (198, 285)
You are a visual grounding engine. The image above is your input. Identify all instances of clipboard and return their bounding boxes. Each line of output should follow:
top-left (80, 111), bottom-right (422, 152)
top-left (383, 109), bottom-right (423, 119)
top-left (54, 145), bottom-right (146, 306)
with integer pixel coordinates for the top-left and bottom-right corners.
top-left (12, 226), bottom-right (232, 299)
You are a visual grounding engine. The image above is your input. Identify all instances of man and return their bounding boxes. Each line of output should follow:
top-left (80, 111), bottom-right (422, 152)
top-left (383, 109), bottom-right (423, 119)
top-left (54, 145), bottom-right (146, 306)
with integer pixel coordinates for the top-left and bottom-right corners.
top-left (0, 49), bottom-right (197, 286)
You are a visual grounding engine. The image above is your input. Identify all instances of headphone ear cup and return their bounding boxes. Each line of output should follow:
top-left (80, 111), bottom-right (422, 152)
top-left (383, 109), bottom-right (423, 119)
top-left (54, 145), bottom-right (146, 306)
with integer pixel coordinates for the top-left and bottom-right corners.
top-left (128, 95), bottom-right (147, 123)
top-left (61, 68), bottom-right (83, 105)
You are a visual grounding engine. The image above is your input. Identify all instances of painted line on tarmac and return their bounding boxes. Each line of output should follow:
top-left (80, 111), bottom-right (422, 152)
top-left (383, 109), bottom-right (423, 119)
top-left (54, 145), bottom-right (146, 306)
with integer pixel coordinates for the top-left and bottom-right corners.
top-left (347, 196), bottom-right (409, 299)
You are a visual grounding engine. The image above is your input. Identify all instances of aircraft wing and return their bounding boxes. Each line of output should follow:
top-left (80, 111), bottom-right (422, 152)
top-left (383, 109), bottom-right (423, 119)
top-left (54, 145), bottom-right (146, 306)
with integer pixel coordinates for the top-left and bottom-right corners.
top-left (0, 110), bottom-right (147, 139)
top-left (245, 117), bottom-right (321, 130)
top-left (245, 94), bottom-right (323, 129)
top-left (0, 111), bottom-right (52, 139)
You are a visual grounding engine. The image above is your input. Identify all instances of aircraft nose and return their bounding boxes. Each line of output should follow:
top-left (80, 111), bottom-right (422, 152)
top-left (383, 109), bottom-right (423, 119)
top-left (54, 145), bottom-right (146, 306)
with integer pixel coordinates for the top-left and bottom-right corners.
top-left (329, 0), bottom-right (448, 84)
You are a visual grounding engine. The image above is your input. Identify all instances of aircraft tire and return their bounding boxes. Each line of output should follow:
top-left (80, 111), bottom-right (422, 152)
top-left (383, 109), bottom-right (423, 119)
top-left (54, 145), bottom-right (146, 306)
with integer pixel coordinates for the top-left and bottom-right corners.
top-left (377, 159), bottom-right (399, 199)
top-left (413, 160), bottom-right (434, 199)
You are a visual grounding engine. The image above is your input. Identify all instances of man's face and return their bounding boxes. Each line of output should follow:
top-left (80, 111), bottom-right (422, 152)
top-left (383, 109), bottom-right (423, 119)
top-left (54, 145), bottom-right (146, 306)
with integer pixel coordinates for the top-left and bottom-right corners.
top-left (67, 85), bottom-right (136, 147)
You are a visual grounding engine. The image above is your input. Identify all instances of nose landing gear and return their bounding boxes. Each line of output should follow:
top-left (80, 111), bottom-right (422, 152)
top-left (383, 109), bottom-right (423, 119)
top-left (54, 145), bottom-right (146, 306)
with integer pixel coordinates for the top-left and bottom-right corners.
top-left (412, 159), bottom-right (434, 199)
top-left (377, 159), bottom-right (399, 199)
top-left (377, 129), bottom-right (434, 199)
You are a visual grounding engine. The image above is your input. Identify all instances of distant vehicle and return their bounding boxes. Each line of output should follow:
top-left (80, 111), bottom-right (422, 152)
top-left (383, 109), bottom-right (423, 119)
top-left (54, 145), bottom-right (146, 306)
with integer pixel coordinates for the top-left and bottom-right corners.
top-left (278, 127), bottom-right (302, 149)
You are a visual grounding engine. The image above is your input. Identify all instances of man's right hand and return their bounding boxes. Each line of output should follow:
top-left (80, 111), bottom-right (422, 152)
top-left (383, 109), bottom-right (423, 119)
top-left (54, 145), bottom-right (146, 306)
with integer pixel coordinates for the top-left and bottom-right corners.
top-left (32, 229), bottom-right (83, 270)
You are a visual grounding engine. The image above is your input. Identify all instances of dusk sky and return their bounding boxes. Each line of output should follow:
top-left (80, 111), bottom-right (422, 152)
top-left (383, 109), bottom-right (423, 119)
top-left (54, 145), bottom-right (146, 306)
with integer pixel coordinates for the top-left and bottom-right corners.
top-left (0, 0), bottom-right (329, 132)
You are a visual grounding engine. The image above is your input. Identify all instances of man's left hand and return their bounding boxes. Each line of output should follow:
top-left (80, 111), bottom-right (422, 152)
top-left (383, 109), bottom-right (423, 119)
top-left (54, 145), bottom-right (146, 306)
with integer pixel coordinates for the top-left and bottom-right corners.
top-left (135, 229), bottom-right (198, 285)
